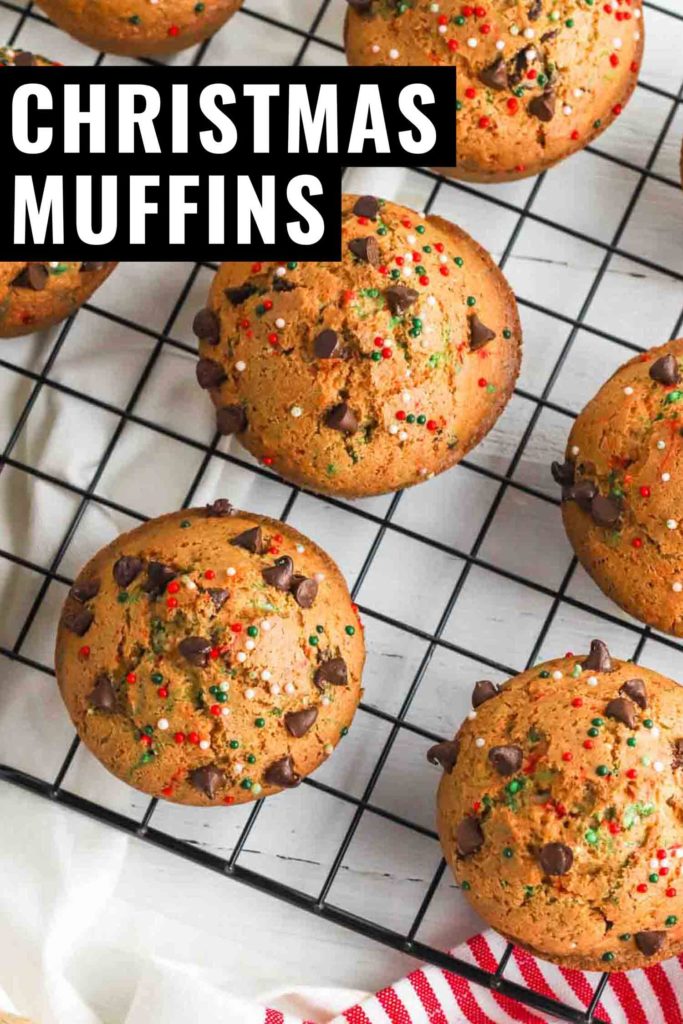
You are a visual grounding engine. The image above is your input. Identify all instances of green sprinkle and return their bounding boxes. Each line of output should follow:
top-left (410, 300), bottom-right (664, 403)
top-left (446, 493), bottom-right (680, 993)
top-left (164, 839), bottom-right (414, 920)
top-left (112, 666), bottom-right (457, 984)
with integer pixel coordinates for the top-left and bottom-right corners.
top-left (619, 933), bottom-right (631, 941)
top-left (240, 779), bottom-right (253, 790)
top-left (390, 268), bottom-right (401, 280)
top-left (117, 592), bottom-right (128, 603)
top-left (627, 737), bottom-right (637, 747)
top-left (316, 624), bottom-right (324, 634)
top-left (507, 780), bottom-right (521, 794)
top-left (151, 672), bottom-right (163, 684)
top-left (649, 873), bottom-right (659, 883)
top-left (602, 952), bottom-right (615, 963)
top-left (454, 257), bottom-right (464, 267)
top-left (129, 13), bottom-right (141, 23)
top-left (340, 726), bottom-right (349, 737)
top-left (537, 73), bottom-right (547, 87)
top-left (417, 414), bottom-right (426, 425)
top-left (572, 664), bottom-right (582, 678)
top-left (180, 519), bottom-right (191, 528)
top-left (378, 226), bottom-right (388, 236)
top-left (406, 414), bottom-right (415, 424)
top-left (287, 261), bottom-right (298, 270)
top-left (643, 719), bottom-right (654, 729)
top-left (642, 756), bottom-right (652, 766)
top-left (255, 717), bottom-right (266, 728)
top-left (592, 717), bottom-right (604, 727)
top-left (666, 916), bottom-right (678, 926)
top-left (309, 635), bottom-right (319, 646)
top-left (247, 754), bottom-right (256, 764)
top-left (466, 296), bottom-right (476, 307)
top-left (665, 390), bottom-right (683, 404)
top-left (345, 625), bottom-right (356, 636)
top-left (229, 739), bottom-right (240, 750)
top-left (215, 692), bottom-right (227, 703)
top-left (455, 14), bottom-right (465, 23)
top-left (461, 880), bottom-right (471, 890)
top-left (251, 783), bottom-right (263, 796)
top-left (588, 727), bottom-right (600, 738)
top-left (415, 266), bottom-right (426, 276)
top-left (247, 626), bottom-right (258, 638)
top-left (141, 751), bottom-right (154, 763)
top-left (596, 765), bottom-right (610, 777)
top-left (539, 670), bottom-right (550, 679)
top-left (593, 118), bottom-right (602, 129)
top-left (565, 17), bottom-right (574, 26)
top-left (585, 829), bottom-right (599, 845)
top-left (502, 847), bottom-right (513, 859)
top-left (416, 225), bottom-right (425, 234)
top-left (194, 2), bottom-right (205, 10)
top-left (502, 328), bottom-right (512, 339)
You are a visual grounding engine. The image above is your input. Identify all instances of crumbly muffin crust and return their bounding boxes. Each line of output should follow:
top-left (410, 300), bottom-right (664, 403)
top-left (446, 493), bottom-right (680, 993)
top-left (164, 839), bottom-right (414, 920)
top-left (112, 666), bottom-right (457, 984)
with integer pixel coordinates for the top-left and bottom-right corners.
top-left (56, 502), bottom-right (365, 806)
top-left (193, 194), bottom-right (521, 498)
top-left (35, 0), bottom-right (242, 55)
top-left (345, 0), bottom-right (644, 183)
top-left (555, 339), bottom-right (683, 636)
top-left (431, 641), bottom-right (683, 971)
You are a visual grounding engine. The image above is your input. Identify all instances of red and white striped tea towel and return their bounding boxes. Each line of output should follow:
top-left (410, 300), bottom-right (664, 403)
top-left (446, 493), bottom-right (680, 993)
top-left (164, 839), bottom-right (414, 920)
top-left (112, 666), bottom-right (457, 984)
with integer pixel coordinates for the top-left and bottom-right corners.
top-left (251, 930), bottom-right (683, 1024)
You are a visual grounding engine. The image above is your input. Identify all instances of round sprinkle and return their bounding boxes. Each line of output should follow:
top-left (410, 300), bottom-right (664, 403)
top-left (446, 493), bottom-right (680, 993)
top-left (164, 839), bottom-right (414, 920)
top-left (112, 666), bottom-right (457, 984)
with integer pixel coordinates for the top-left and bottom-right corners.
top-left (552, 670), bottom-right (563, 680)
top-left (662, 472), bottom-right (671, 482)
top-left (654, 761), bottom-right (664, 772)
top-left (236, 652), bottom-right (247, 663)
top-left (261, 670), bottom-right (271, 681)
top-left (227, 567), bottom-right (236, 577)
top-left (475, 737), bottom-right (485, 748)
top-left (235, 361), bottom-right (246, 372)
top-left (389, 47), bottom-right (400, 59)
top-left (245, 688), bottom-right (256, 700)
top-left (668, 519), bottom-right (678, 530)
top-left (467, 37), bottom-right (477, 47)
top-left (291, 406), bottom-right (303, 418)
top-left (275, 317), bottom-right (286, 329)
top-left (673, 582), bottom-right (683, 593)
top-left (199, 739), bottom-right (210, 750)
top-left (657, 440), bottom-right (666, 450)
top-left (624, 386), bottom-right (634, 396)
top-left (587, 675), bottom-right (598, 687)
top-left (157, 718), bottom-right (169, 731)
top-left (284, 682), bottom-right (295, 695)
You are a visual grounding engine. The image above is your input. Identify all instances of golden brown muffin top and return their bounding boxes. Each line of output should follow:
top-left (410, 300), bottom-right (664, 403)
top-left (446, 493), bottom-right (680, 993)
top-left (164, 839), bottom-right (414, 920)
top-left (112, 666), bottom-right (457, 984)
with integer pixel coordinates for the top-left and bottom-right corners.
top-left (432, 641), bottom-right (683, 971)
top-left (0, 46), bottom-right (56, 66)
top-left (345, 0), bottom-right (644, 179)
top-left (56, 503), bottom-right (365, 806)
top-left (557, 339), bottom-right (683, 636)
top-left (193, 194), bottom-right (521, 498)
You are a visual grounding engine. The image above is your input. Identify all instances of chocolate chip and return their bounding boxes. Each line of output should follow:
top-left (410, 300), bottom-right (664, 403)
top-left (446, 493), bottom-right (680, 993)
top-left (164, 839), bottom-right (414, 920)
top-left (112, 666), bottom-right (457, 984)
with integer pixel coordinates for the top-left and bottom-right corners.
top-left (12, 264), bottom-right (48, 290)
top-left (456, 817), bottom-right (484, 857)
top-left (216, 405), bottom-right (247, 435)
top-left (230, 526), bottom-right (264, 553)
top-left (178, 635), bottom-right (212, 667)
top-left (527, 0), bottom-right (542, 19)
top-left (488, 745), bottom-right (523, 777)
top-left (346, 0), bottom-right (372, 10)
top-left (273, 277), bottom-right (296, 293)
top-left (348, 236), bottom-right (380, 266)
top-left (262, 556), bottom-right (294, 591)
top-left (528, 90), bottom-right (556, 123)
top-left (562, 478), bottom-right (597, 512)
top-left (113, 555), bottom-right (143, 589)
top-left (427, 739), bottom-right (459, 773)
top-left (314, 329), bottom-right (341, 359)
top-left (225, 283), bottom-right (257, 306)
top-left (285, 707), bottom-right (318, 738)
top-left (605, 697), bottom-right (637, 729)
top-left (649, 354), bottom-right (680, 386)
top-left (64, 607), bottom-right (93, 636)
top-left (539, 842), bottom-right (573, 876)
top-left (479, 56), bottom-right (508, 90)
top-left (290, 574), bottom-right (318, 608)
top-left (325, 403), bottom-right (358, 434)
top-left (385, 285), bottom-right (419, 316)
top-left (70, 578), bottom-right (100, 603)
top-left (264, 755), bottom-right (300, 788)
top-left (89, 674), bottom-right (116, 711)
top-left (582, 639), bottom-right (613, 673)
top-left (80, 261), bottom-right (105, 272)
top-left (208, 588), bottom-right (229, 610)
top-left (196, 358), bottom-right (227, 389)
top-left (472, 680), bottom-right (499, 708)
top-left (591, 493), bottom-right (621, 527)
top-left (353, 195), bottom-right (379, 219)
top-left (205, 498), bottom-right (234, 517)
top-left (189, 764), bottom-right (225, 799)
top-left (14, 50), bottom-right (37, 66)
top-left (671, 739), bottom-right (683, 771)
top-left (469, 314), bottom-right (496, 351)
top-left (635, 931), bottom-right (666, 957)
top-left (144, 562), bottom-right (177, 597)
top-left (551, 460), bottom-right (575, 487)
top-left (620, 678), bottom-right (647, 710)
top-left (540, 29), bottom-right (559, 43)
top-left (315, 657), bottom-right (348, 688)
top-left (192, 307), bottom-right (220, 344)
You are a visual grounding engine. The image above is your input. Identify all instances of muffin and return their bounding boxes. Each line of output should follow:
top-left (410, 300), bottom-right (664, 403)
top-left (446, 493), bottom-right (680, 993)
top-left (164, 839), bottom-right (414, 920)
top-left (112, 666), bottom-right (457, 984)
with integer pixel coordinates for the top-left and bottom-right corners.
top-left (55, 502), bottom-right (365, 806)
top-left (36, 0), bottom-right (243, 56)
top-left (430, 640), bottom-right (683, 971)
top-left (345, 0), bottom-right (644, 183)
top-left (0, 45), bottom-right (56, 67)
top-left (192, 194), bottom-right (521, 499)
top-left (554, 339), bottom-right (683, 637)
top-left (0, 260), bottom-right (117, 338)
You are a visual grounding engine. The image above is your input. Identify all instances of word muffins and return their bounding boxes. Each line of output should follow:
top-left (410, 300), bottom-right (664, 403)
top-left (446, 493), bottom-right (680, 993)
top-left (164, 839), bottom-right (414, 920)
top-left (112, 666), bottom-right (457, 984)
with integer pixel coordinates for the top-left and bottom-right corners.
top-left (555, 339), bottom-right (683, 636)
top-left (430, 641), bottom-right (683, 971)
top-left (192, 194), bottom-right (521, 499)
top-left (36, 0), bottom-right (243, 56)
top-left (345, 0), bottom-right (644, 183)
top-left (55, 502), bottom-right (365, 806)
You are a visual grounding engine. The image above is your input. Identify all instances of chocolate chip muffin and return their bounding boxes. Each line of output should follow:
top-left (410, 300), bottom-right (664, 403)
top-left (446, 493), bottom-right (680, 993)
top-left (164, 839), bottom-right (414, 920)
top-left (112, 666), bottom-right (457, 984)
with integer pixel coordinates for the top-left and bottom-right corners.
top-left (55, 501), bottom-right (365, 806)
top-left (192, 194), bottom-right (521, 498)
top-left (430, 640), bottom-right (683, 971)
top-left (0, 260), bottom-right (117, 338)
top-left (345, 0), bottom-right (644, 183)
top-left (0, 45), bottom-right (56, 67)
top-left (554, 339), bottom-right (683, 637)
top-left (36, 0), bottom-right (242, 55)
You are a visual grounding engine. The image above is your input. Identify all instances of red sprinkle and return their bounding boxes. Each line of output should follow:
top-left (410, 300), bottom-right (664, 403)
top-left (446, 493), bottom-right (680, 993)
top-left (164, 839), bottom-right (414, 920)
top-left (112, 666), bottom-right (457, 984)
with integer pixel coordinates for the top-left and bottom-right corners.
top-left (561, 752), bottom-right (572, 762)
top-left (419, 275), bottom-right (430, 286)
top-left (426, 420), bottom-right (438, 432)
top-left (667, 888), bottom-right (677, 898)
top-left (507, 98), bottom-right (519, 114)
top-left (210, 704), bottom-right (221, 716)
top-left (396, 410), bottom-right (407, 421)
top-left (478, 116), bottom-right (491, 129)
top-left (158, 687), bottom-right (168, 698)
top-left (658, 849), bottom-right (667, 859)
top-left (609, 53), bottom-right (619, 67)
top-left (188, 732), bottom-right (200, 745)
top-left (251, 262), bottom-right (262, 273)
top-left (168, 24), bottom-right (180, 36)
top-left (174, 732), bottom-right (185, 744)
top-left (162, 786), bottom-right (173, 796)
top-left (78, 645), bottom-right (90, 658)
top-left (571, 697), bottom-right (583, 708)
top-left (583, 739), bottom-right (593, 750)
top-left (230, 623), bottom-right (242, 633)
top-left (465, 87), bottom-right (476, 99)
top-left (126, 672), bottom-right (137, 685)
top-left (571, 130), bottom-right (580, 141)
top-left (167, 581), bottom-right (180, 594)
top-left (224, 796), bottom-right (235, 805)
top-left (608, 822), bottom-right (620, 835)
top-left (637, 884), bottom-right (648, 894)
top-left (204, 569), bottom-right (215, 580)
top-left (166, 597), bottom-right (178, 609)
top-left (626, 768), bottom-right (637, 779)
top-left (631, 538), bottom-right (643, 549)
top-left (639, 485), bottom-right (651, 498)
top-left (478, 378), bottom-right (487, 388)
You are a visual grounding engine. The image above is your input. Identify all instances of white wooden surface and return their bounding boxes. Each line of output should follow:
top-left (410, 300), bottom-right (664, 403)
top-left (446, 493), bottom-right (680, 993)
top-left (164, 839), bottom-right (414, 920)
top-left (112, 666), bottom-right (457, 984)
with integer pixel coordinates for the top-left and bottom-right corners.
top-left (1, 0), bottom-right (683, 1017)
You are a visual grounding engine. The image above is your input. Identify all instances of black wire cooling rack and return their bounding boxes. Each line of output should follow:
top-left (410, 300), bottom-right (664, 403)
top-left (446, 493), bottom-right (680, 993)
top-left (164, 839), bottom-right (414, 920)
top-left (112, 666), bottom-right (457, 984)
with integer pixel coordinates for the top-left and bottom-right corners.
top-left (1, 1), bottom-right (683, 1021)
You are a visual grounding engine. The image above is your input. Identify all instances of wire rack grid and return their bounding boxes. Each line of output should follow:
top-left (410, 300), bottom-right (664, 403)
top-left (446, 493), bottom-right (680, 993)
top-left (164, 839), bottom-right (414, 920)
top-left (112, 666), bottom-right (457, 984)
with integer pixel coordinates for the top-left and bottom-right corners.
top-left (1, 1), bottom-right (683, 1021)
